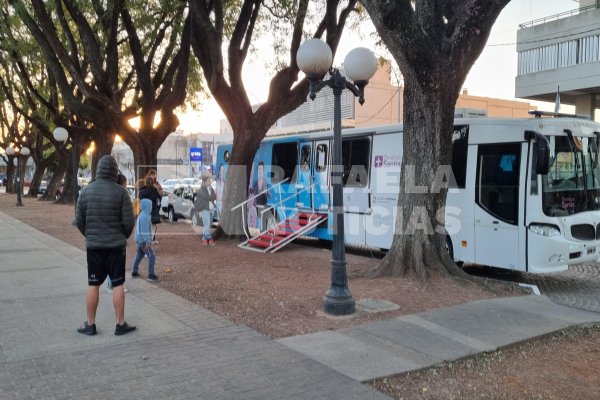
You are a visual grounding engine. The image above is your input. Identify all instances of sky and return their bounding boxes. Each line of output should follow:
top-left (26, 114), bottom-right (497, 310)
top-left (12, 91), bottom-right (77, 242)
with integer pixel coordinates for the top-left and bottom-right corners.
top-left (177, 0), bottom-right (580, 134)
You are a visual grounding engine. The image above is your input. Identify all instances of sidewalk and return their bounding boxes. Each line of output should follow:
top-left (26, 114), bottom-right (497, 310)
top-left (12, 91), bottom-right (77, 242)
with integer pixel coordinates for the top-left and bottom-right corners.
top-left (1, 211), bottom-right (599, 399)
top-left (0, 212), bottom-right (386, 400)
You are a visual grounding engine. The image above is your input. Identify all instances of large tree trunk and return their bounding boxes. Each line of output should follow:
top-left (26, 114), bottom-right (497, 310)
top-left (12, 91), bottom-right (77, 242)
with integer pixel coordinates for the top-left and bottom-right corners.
top-left (91, 133), bottom-right (114, 180)
top-left (27, 162), bottom-right (47, 197)
top-left (56, 145), bottom-right (82, 205)
top-left (214, 124), bottom-right (264, 238)
top-left (371, 81), bottom-right (466, 280)
top-left (129, 133), bottom-right (162, 180)
top-left (44, 156), bottom-right (67, 202)
top-left (361, 0), bottom-right (510, 281)
top-left (5, 160), bottom-right (15, 194)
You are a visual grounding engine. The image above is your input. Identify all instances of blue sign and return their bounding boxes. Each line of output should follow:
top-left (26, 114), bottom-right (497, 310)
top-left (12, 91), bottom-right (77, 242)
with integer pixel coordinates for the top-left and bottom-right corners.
top-left (190, 147), bottom-right (202, 162)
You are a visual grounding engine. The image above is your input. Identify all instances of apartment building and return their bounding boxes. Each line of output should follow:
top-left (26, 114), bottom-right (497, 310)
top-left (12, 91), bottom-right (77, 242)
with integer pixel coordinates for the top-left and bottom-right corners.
top-left (515, 0), bottom-right (600, 119)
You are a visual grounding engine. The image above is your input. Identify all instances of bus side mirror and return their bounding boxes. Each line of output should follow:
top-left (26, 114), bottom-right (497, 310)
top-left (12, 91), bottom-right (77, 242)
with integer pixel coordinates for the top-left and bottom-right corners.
top-left (525, 130), bottom-right (550, 175)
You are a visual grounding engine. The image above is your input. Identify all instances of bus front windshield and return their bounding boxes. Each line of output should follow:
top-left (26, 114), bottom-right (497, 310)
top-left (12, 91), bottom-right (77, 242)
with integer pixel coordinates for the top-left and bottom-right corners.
top-left (542, 135), bottom-right (600, 216)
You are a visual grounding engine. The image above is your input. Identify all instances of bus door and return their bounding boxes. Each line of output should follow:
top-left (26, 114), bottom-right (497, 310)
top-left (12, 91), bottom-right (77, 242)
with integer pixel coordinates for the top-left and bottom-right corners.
top-left (365, 133), bottom-right (401, 249)
top-left (342, 137), bottom-right (371, 213)
top-left (313, 140), bottom-right (330, 211)
top-left (296, 142), bottom-right (313, 209)
top-left (342, 136), bottom-right (372, 246)
top-left (474, 142), bottom-right (526, 270)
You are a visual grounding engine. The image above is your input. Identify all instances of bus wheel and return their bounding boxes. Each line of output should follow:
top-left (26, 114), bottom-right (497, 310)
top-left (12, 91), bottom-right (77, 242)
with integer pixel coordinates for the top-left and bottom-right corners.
top-left (445, 236), bottom-right (463, 267)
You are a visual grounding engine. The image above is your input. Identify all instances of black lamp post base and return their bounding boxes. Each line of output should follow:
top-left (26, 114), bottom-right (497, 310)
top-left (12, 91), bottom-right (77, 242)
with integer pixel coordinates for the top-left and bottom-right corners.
top-left (323, 288), bottom-right (356, 316)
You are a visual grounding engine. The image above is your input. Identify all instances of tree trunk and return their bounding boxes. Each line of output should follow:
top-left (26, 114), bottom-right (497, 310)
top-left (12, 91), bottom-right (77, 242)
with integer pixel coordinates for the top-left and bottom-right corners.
top-left (5, 160), bottom-right (15, 194)
top-left (130, 135), bottom-right (161, 181)
top-left (91, 133), bottom-right (114, 180)
top-left (56, 145), bottom-right (81, 205)
top-left (214, 131), bottom-right (263, 238)
top-left (369, 80), bottom-right (467, 280)
top-left (27, 162), bottom-right (46, 197)
top-left (44, 156), bottom-right (67, 202)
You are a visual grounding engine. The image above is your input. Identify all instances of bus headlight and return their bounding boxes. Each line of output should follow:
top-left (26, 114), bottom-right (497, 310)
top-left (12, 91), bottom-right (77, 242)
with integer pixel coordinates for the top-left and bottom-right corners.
top-left (529, 224), bottom-right (561, 237)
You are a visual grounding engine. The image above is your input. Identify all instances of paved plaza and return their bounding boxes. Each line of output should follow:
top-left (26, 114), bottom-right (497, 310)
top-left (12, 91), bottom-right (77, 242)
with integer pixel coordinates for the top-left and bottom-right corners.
top-left (1, 210), bottom-right (600, 399)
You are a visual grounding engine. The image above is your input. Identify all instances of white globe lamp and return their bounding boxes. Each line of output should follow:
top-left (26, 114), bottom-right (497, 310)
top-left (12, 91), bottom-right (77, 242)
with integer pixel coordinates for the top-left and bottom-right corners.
top-left (297, 39), bottom-right (333, 78)
top-left (343, 47), bottom-right (378, 83)
top-left (53, 127), bottom-right (69, 143)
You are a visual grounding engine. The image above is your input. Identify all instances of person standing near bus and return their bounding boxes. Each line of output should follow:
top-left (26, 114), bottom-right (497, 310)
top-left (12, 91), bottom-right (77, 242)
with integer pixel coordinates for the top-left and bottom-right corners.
top-left (139, 176), bottom-right (161, 243)
top-left (75, 155), bottom-right (136, 336)
top-left (195, 176), bottom-right (217, 245)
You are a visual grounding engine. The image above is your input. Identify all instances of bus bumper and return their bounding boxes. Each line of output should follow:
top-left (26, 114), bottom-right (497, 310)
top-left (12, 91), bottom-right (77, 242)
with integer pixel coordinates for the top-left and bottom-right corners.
top-left (528, 233), bottom-right (600, 273)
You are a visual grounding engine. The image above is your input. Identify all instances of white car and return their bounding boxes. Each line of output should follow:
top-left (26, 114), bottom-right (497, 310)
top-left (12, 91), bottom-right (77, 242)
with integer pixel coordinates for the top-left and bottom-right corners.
top-left (160, 184), bottom-right (201, 224)
top-left (160, 178), bottom-right (181, 195)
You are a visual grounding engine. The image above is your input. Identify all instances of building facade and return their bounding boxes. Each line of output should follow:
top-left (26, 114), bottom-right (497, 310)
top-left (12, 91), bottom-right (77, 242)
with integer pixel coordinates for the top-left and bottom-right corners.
top-left (111, 130), bottom-right (231, 183)
top-left (220, 60), bottom-right (536, 137)
top-left (515, 1), bottom-right (600, 119)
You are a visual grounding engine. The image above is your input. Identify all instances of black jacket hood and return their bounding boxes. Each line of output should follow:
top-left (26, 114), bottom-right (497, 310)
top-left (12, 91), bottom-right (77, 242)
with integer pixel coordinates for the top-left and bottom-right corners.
top-left (96, 155), bottom-right (119, 181)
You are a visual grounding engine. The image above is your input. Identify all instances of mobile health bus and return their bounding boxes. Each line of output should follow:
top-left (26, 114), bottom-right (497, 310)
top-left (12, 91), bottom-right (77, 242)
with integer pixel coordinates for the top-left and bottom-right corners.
top-left (216, 112), bottom-right (600, 273)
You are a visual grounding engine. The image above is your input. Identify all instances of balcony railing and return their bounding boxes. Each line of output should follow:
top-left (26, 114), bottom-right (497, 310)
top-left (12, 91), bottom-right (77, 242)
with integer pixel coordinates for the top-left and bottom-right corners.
top-left (519, 4), bottom-right (600, 29)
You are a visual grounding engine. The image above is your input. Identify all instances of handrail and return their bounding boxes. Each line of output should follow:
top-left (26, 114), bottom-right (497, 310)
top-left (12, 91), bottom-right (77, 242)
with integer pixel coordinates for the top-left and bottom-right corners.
top-left (230, 177), bottom-right (290, 212)
top-left (260, 182), bottom-right (317, 228)
top-left (519, 4), bottom-right (600, 29)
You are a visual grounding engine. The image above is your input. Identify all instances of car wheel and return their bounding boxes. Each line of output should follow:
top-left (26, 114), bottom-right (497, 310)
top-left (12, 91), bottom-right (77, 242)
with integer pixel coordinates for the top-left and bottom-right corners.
top-left (168, 207), bottom-right (177, 222)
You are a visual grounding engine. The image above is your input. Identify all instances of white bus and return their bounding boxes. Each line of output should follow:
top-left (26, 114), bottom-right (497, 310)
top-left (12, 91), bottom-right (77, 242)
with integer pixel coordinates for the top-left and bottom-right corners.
top-left (216, 112), bottom-right (600, 273)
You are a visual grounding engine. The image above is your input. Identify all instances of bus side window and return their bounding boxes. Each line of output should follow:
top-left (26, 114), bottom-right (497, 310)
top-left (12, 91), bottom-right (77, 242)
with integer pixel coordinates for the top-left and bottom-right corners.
top-left (451, 126), bottom-right (468, 188)
top-left (342, 137), bottom-right (370, 187)
top-left (476, 143), bottom-right (521, 225)
top-left (316, 144), bottom-right (328, 172)
top-left (300, 145), bottom-right (311, 172)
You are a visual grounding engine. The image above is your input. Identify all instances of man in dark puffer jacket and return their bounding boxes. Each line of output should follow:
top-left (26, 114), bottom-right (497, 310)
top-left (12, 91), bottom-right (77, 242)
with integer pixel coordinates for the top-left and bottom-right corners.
top-left (75, 155), bottom-right (136, 336)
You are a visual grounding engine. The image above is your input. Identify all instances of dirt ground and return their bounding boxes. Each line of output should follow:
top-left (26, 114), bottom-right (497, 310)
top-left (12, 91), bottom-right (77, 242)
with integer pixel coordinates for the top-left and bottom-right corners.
top-left (368, 326), bottom-right (600, 400)
top-left (2, 193), bottom-right (600, 399)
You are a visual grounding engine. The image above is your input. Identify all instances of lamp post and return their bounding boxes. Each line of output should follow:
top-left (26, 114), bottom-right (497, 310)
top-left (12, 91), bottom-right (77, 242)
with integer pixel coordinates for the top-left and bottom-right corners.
top-left (297, 39), bottom-right (377, 315)
top-left (53, 127), bottom-right (79, 205)
top-left (6, 146), bottom-right (30, 206)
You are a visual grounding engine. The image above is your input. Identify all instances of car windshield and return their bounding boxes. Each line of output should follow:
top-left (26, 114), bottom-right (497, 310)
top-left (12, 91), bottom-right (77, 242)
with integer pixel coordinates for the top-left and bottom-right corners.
top-left (542, 135), bottom-right (599, 215)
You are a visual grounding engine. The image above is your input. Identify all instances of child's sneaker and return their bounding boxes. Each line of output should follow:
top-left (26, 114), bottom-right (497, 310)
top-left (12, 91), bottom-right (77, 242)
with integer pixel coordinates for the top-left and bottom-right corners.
top-left (202, 239), bottom-right (209, 245)
top-left (209, 240), bottom-right (215, 246)
top-left (105, 285), bottom-right (113, 293)
top-left (147, 274), bottom-right (159, 282)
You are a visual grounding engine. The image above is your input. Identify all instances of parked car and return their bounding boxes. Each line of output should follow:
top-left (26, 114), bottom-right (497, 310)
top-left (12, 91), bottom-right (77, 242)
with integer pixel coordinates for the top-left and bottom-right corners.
top-left (160, 184), bottom-right (201, 224)
top-left (160, 178), bottom-right (181, 195)
top-left (37, 180), bottom-right (48, 196)
top-left (179, 177), bottom-right (199, 186)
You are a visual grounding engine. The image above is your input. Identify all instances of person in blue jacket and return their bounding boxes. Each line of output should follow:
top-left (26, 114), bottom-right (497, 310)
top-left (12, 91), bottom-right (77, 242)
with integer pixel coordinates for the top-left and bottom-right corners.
top-left (131, 198), bottom-right (159, 282)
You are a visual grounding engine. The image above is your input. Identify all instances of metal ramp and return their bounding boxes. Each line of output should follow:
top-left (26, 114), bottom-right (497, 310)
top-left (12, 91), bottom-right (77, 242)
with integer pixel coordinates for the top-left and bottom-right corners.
top-left (239, 212), bottom-right (327, 253)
